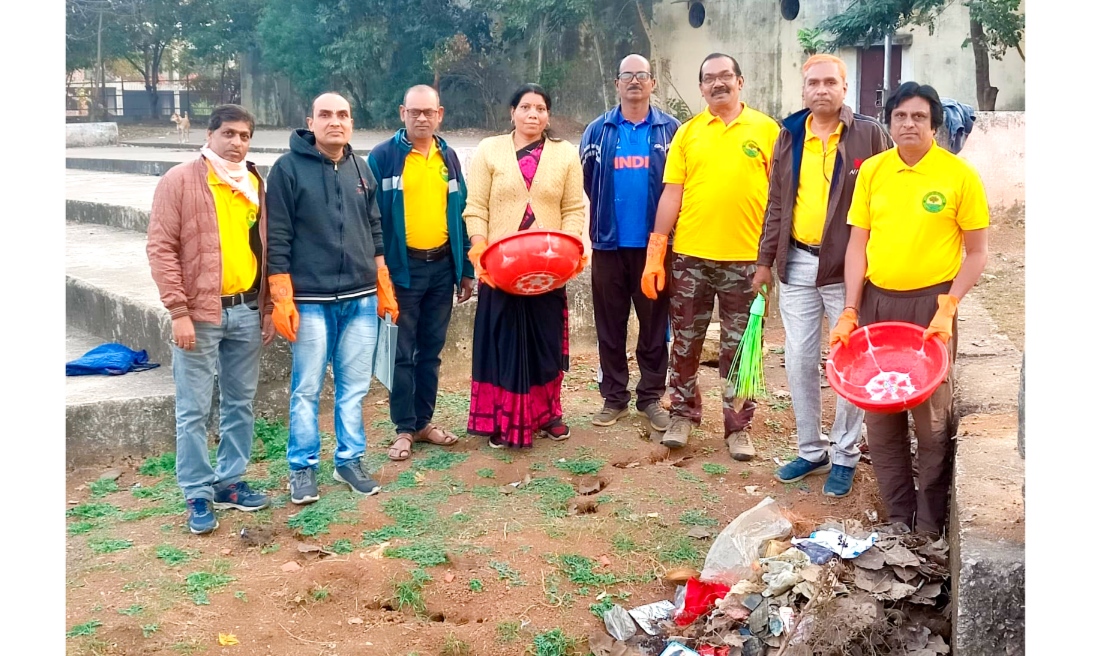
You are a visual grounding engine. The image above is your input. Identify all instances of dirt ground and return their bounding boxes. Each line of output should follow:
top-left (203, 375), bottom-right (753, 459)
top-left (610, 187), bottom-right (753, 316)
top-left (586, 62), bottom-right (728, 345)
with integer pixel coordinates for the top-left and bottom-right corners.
top-left (65, 135), bottom-right (1024, 652)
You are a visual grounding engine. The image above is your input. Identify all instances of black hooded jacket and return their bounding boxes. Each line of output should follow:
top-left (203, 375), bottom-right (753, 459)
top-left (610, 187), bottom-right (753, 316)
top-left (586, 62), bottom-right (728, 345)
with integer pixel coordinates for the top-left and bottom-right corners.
top-left (266, 128), bottom-right (385, 301)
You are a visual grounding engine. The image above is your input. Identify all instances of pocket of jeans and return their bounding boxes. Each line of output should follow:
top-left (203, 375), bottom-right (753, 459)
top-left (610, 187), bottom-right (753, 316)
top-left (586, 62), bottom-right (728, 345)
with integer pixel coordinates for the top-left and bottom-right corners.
top-left (246, 300), bottom-right (259, 311)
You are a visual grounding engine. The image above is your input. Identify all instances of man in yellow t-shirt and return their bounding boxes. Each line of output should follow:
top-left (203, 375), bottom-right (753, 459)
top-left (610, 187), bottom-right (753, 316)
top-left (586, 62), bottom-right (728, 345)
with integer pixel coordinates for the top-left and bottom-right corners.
top-left (639, 53), bottom-right (780, 460)
top-left (831, 82), bottom-right (990, 536)
top-left (147, 105), bottom-right (275, 535)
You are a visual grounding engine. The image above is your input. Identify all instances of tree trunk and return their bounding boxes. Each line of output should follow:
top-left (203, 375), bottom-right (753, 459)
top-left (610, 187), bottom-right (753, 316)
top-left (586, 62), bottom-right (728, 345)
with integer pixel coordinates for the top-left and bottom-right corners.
top-left (634, 0), bottom-right (666, 106)
top-left (536, 14), bottom-right (547, 82)
top-left (589, 22), bottom-right (610, 109)
top-left (969, 17), bottom-right (998, 110)
top-left (93, 10), bottom-right (103, 122)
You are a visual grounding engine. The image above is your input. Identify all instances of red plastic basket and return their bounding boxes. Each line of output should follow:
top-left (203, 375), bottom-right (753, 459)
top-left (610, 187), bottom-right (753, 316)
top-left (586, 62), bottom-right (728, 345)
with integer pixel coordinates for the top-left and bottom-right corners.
top-left (826, 321), bottom-right (950, 413)
top-left (480, 229), bottom-right (584, 296)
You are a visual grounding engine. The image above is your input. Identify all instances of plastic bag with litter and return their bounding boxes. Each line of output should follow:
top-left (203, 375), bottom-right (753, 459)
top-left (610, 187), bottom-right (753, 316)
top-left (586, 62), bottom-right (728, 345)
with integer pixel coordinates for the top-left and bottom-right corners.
top-left (700, 497), bottom-right (792, 585)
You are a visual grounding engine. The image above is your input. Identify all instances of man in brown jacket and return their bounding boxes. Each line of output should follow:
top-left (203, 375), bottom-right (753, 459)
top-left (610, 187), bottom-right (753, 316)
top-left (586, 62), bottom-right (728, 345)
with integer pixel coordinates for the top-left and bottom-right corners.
top-left (752, 55), bottom-right (892, 498)
top-left (147, 104), bottom-right (275, 535)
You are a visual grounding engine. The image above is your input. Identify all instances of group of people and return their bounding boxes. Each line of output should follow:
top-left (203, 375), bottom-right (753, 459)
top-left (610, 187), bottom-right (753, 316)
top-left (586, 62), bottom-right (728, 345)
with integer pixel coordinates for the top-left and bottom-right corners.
top-left (147, 50), bottom-right (987, 540)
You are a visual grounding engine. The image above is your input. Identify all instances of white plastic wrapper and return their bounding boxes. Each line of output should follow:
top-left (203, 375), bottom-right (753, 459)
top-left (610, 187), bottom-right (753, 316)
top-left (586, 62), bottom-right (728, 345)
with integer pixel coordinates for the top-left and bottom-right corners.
top-left (700, 497), bottom-right (793, 585)
top-left (791, 529), bottom-right (878, 559)
top-left (602, 604), bottom-right (637, 641)
top-left (628, 600), bottom-right (676, 636)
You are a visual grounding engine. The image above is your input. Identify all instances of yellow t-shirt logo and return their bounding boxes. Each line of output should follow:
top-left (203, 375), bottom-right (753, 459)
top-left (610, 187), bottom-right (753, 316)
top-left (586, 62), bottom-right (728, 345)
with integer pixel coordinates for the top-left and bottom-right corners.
top-left (922, 191), bottom-right (947, 213)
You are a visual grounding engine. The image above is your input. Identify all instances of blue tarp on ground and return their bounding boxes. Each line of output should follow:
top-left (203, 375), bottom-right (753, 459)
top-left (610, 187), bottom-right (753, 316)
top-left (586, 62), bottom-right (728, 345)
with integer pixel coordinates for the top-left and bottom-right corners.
top-left (66, 343), bottom-right (160, 376)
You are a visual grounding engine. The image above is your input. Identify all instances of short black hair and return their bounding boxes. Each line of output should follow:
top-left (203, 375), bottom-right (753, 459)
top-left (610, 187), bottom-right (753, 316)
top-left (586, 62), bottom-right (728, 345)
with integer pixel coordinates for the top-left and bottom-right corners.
top-left (884, 81), bottom-right (943, 130)
top-left (207, 104), bottom-right (255, 136)
top-left (699, 53), bottom-right (741, 83)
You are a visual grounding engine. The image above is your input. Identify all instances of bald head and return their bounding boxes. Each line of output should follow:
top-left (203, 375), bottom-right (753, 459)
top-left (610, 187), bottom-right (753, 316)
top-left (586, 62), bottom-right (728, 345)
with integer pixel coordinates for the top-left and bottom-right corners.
top-left (404, 85), bottom-right (440, 107)
top-left (311, 91), bottom-right (351, 117)
top-left (619, 54), bottom-right (651, 76)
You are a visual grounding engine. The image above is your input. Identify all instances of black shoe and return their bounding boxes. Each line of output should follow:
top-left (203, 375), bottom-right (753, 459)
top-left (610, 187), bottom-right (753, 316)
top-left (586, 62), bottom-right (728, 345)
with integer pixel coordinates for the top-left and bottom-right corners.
top-left (333, 458), bottom-right (382, 496)
top-left (289, 468), bottom-right (320, 505)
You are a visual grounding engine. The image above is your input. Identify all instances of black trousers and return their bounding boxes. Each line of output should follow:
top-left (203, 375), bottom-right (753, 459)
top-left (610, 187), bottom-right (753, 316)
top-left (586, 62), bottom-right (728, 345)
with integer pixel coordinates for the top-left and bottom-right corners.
top-left (390, 256), bottom-right (455, 434)
top-left (590, 247), bottom-right (671, 410)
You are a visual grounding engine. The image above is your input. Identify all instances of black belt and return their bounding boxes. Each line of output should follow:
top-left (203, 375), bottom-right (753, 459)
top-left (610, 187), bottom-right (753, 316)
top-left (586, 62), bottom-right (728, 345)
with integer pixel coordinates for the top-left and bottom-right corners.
top-left (790, 237), bottom-right (821, 257)
top-left (221, 289), bottom-right (259, 308)
top-left (407, 243), bottom-right (451, 262)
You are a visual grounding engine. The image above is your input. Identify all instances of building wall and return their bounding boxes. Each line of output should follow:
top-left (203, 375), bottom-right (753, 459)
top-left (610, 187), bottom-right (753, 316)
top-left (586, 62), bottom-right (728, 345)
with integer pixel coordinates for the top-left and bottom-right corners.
top-left (654, 0), bottom-right (1024, 119)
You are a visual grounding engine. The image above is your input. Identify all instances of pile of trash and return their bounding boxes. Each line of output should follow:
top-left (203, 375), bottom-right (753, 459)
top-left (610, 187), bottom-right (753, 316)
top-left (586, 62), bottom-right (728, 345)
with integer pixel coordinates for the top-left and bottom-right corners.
top-left (590, 498), bottom-right (952, 656)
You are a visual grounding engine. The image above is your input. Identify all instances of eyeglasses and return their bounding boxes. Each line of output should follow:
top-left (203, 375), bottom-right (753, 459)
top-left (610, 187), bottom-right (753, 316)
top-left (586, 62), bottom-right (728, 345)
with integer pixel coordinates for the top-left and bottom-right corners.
top-left (701, 72), bottom-right (737, 86)
top-left (617, 72), bottom-right (653, 82)
top-left (404, 108), bottom-right (439, 119)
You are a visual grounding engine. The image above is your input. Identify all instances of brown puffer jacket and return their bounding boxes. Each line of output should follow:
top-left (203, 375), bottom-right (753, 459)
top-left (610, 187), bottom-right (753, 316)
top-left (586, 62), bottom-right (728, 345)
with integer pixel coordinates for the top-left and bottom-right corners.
top-left (147, 157), bottom-right (271, 324)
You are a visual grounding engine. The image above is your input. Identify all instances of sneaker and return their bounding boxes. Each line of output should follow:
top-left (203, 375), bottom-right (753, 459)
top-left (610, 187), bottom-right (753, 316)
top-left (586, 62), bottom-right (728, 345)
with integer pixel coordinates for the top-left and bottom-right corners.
top-left (186, 498), bottom-right (218, 535)
top-left (213, 481), bottom-right (270, 512)
top-left (289, 468), bottom-right (320, 505)
top-left (538, 418), bottom-right (571, 441)
top-left (822, 464), bottom-right (856, 497)
top-left (661, 416), bottom-right (692, 448)
top-left (592, 404), bottom-right (629, 427)
top-left (774, 456), bottom-right (832, 484)
top-left (333, 458), bottom-right (382, 496)
top-left (641, 402), bottom-right (670, 432)
top-left (725, 430), bottom-right (756, 461)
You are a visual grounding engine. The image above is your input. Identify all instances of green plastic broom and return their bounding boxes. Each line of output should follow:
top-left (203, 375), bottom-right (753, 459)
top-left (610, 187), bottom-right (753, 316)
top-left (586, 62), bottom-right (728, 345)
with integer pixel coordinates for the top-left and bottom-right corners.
top-left (727, 291), bottom-right (768, 402)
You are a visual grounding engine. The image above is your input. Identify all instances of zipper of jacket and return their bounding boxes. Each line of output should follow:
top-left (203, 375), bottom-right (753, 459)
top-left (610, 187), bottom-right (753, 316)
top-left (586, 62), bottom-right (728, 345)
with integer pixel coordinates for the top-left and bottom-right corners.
top-left (334, 160), bottom-right (346, 293)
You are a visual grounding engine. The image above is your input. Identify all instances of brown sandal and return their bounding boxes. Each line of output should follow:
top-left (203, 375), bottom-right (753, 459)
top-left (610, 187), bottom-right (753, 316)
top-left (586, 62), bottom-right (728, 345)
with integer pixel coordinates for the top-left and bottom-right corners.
top-left (388, 433), bottom-right (414, 461)
top-left (415, 424), bottom-right (459, 446)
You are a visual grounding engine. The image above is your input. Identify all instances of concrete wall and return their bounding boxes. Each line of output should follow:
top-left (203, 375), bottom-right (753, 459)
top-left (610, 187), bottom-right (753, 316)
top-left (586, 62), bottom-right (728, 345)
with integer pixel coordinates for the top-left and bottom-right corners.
top-left (957, 112), bottom-right (1025, 211)
top-left (653, 0), bottom-right (1025, 119)
top-left (66, 122), bottom-right (119, 148)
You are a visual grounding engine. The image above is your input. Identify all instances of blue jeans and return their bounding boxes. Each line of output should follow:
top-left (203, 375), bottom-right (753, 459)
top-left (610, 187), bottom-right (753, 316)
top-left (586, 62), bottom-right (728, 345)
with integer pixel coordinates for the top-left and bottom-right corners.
top-left (288, 294), bottom-right (379, 470)
top-left (173, 303), bottom-right (262, 501)
top-left (391, 257), bottom-right (454, 434)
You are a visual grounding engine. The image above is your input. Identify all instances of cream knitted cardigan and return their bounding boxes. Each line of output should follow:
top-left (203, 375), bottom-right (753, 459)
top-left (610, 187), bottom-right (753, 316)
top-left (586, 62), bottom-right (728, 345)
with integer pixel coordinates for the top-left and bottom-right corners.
top-left (462, 133), bottom-right (586, 242)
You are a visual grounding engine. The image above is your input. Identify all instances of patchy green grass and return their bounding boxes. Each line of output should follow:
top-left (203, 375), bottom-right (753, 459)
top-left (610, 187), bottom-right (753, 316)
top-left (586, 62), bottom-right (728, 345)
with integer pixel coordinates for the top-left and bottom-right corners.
top-left (138, 452), bottom-right (176, 477)
top-left (554, 448), bottom-right (605, 475)
top-left (530, 628), bottom-right (575, 656)
top-left (66, 619), bottom-right (103, 639)
top-left (412, 450), bottom-right (469, 471)
top-left (67, 502), bottom-right (122, 520)
top-left (441, 633), bottom-right (472, 656)
top-left (519, 477), bottom-right (576, 518)
top-left (658, 535), bottom-right (706, 566)
top-left (118, 604), bottom-right (144, 616)
top-left (557, 554), bottom-right (618, 589)
top-left (362, 496), bottom-right (439, 544)
top-left (155, 545), bottom-right (195, 567)
top-left (141, 623), bottom-right (159, 638)
top-left (702, 463), bottom-right (730, 476)
top-left (89, 478), bottom-right (119, 498)
top-left (327, 539), bottom-right (354, 554)
top-left (529, 462), bottom-right (546, 472)
top-left (68, 521), bottom-right (98, 535)
top-left (469, 578), bottom-right (484, 592)
top-left (89, 538), bottom-right (133, 554)
top-left (384, 540), bottom-right (449, 567)
top-left (385, 470), bottom-right (421, 491)
top-left (476, 468), bottom-right (495, 479)
top-left (311, 585), bottom-right (330, 601)
top-left (496, 620), bottom-right (521, 643)
top-left (611, 533), bottom-right (639, 553)
top-left (393, 568), bottom-right (431, 614)
top-left (679, 509), bottom-right (719, 527)
top-left (287, 491), bottom-right (360, 536)
top-left (589, 596), bottom-right (617, 619)
top-left (489, 560), bottom-right (525, 587)
top-left (185, 570), bottom-right (235, 605)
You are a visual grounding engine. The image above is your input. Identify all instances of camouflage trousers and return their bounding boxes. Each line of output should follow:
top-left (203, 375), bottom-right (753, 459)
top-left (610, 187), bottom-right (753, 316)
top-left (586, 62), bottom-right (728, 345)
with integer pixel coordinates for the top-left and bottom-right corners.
top-left (669, 254), bottom-right (759, 435)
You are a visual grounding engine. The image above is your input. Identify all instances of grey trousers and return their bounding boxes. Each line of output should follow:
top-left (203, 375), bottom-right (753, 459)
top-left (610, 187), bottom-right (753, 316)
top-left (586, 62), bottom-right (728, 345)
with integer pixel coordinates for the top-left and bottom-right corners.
top-left (777, 246), bottom-right (864, 467)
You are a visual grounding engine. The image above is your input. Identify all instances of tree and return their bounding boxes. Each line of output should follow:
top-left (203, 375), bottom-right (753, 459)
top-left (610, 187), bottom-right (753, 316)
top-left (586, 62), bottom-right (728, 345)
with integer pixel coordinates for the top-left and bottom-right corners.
top-left (112, 0), bottom-right (196, 119)
top-left (818, 0), bottom-right (1024, 110)
top-left (179, 0), bottom-right (264, 105)
top-left (66, 0), bottom-right (136, 120)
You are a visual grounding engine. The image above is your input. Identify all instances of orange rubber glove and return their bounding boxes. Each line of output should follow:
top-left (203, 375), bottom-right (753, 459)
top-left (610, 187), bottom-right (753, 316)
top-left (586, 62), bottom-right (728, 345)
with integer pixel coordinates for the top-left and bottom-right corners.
top-left (467, 240), bottom-right (496, 289)
top-left (640, 233), bottom-right (668, 300)
top-left (923, 294), bottom-right (959, 343)
top-left (376, 265), bottom-right (400, 321)
top-left (268, 273), bottom-right (299, 342)
top-left (574, 252), bottom-right (590, 276)
top-left (829, 307), bottom-right (859, 348)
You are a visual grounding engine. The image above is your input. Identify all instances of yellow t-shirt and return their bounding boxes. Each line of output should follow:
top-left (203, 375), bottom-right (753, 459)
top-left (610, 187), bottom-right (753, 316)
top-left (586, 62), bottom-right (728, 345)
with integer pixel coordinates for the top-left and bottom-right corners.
top-left (663, 104), bottom-right (780, 261)
top-left (847, 142), bottom-right (989, 291)
top-left (206, 163), bottom-right (259, 295)
top-left (791, 115), bottom-right (843, 246)
top-left (403, 141), bottom-right (449, 250)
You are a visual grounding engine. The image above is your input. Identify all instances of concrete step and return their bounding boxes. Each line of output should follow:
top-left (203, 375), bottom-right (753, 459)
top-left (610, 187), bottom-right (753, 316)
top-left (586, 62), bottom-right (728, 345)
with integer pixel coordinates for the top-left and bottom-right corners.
top-left (65, 222), bottom-right (292, 413)
top-left (949, 414), bottom-right (1025, 655)
top-left (67, 146), bottom-right (277, 177)
top-left (66, 326), bottom-right (176, 468)
top-left (67, 169), bottom-right (158, 232)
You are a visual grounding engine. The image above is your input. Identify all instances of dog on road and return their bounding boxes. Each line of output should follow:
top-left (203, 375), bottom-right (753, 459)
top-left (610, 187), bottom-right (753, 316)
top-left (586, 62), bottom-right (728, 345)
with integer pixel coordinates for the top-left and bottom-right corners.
top-left (170, 112), bottom-right (191, 144)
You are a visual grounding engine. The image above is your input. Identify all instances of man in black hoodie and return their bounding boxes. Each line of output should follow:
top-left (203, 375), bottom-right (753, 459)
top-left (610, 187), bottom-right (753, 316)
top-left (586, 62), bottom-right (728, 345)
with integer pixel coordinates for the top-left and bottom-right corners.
top-left (266, 92), bottom-right (400, 504)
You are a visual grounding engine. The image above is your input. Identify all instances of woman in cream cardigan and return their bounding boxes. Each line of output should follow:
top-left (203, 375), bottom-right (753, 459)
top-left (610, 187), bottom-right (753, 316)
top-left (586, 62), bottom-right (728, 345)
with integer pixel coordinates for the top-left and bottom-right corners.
top-left (463, 83), bottom-right (587, 449)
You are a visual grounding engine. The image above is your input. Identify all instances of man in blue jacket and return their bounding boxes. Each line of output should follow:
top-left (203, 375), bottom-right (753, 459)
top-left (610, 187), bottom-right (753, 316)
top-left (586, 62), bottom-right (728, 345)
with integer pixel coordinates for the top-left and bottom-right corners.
top-left (580, 54), bottom-right (681, 432)
top-left (266, 92), bottom-right (400, 504)
top-left (368, 85), bottom-right (475, 462)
